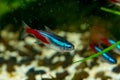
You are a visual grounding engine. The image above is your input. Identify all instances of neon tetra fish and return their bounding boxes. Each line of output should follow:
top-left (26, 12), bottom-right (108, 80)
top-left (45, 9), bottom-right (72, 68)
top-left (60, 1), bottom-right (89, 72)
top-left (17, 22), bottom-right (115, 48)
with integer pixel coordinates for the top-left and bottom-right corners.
top-left (89, 26), bottom-right (117, 64)
top-left (109, 0), bottom-right (120, 6)
top-left (22, 22), bottom-right (74, 52)
top-left (102, 38), bottom-right (120, 55)
top-left (89, 44), bottom-right (117, 64)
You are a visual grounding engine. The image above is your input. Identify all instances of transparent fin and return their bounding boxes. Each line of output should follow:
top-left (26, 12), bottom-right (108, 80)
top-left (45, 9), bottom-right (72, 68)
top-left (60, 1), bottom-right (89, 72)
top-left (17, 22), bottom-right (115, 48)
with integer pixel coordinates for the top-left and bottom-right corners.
top-left (44, 26), bottom-right (53, 33)
top-left (19, 21), bottom-right (29, 40)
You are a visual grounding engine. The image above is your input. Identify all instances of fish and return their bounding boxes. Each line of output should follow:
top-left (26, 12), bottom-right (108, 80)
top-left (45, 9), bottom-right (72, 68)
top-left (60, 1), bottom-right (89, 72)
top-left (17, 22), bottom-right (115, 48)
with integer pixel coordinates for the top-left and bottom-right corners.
top-left (109, 0), bottom-right (120, 6)
top-left (22, 22), bottom-right (74, 52)
top-left (108, 39), bottom-right (120, 49)
top-left (109, 0), bottom-right (120, 3)
top-left (101, 38), bottom-right (120, 54)
top-left (89, 44), bottom-right (117, 64)
top-left (89, 26), bottom-right (118, 64)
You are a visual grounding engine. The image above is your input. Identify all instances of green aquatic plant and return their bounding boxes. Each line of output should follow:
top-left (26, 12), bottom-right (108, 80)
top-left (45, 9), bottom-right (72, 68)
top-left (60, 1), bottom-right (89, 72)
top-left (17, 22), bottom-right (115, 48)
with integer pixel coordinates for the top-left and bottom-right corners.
top-left (73, 40), bottom-right (120, 64)
top-left (0, 0), bottom-right (33, 17)
top-left (100, 7), bottom-right (120, 15)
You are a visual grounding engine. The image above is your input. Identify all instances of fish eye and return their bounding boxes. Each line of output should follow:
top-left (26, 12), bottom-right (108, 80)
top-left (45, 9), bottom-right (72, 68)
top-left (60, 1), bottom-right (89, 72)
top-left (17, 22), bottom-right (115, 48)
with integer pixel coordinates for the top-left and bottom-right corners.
top-left (67, 45), bottom-right (74, 50)
top-left (68, 46), bottom-right (72, 48)
top-left (63, 43), bottom-right (74, 51)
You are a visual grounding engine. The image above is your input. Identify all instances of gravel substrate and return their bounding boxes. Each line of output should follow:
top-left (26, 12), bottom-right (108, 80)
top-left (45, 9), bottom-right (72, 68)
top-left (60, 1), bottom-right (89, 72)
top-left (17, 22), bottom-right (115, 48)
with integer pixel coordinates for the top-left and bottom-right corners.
top-left (0, 29), bottom-right (120, 80)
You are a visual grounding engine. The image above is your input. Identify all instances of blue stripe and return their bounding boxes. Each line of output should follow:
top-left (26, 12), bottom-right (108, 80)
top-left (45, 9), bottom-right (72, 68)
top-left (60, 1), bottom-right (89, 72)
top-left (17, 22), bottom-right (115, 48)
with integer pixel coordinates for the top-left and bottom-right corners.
top-left (108, 39), bottom-right (120, 50)
top-left (94, 46), bottom-right (117, 64)
top-left (39, 31), bottom-right (66, 46)
top-left (39, 31), bottom-right (74, 49)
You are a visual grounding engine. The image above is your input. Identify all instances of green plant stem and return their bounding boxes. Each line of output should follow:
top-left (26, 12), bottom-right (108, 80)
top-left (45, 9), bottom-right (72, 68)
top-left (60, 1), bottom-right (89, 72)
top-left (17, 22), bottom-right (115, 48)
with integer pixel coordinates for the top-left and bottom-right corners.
top-left (73, 41), bottom-right (120, 64)
top-left (100, 7), bottom-right (120, 15)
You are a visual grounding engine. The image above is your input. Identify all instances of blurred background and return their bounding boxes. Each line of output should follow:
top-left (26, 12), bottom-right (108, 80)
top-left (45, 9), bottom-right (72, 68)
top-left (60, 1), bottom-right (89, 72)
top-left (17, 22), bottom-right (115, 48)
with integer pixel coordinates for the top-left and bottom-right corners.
top-left (0, 0), bottom-right (120, 36)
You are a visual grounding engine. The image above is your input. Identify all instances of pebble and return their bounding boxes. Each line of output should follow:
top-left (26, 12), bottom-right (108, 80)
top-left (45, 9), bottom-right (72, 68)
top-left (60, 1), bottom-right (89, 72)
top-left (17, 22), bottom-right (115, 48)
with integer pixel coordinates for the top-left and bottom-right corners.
top-left (56, 70), bottom-right (69, 80)
top-left (26, 71), bottom-right (35, 80)
top-left (75, 62), bottom-right (87, 70)
top-left (18, 56), bottom-right (34, 66)
top-left (35, 70), bottom-right (46, 75)
top-left (24, 37), bottom-right (36, 45)
top-left (0, 57), bottom-right (6, 67)
top-left (62, 53), bottom-right (73, 68)
top-left (50, 61), bottom-right (63, 70)
top-left (72, 70), bottom-right (89, 80)
top-left (6, 57), bottom-right (17, 72)
top-left (0, 43), bottom-right (6, 52)
top-left (52, 56), bottom-right (60, 63)
top-left (112, 64), bottom-right (120, 73)
top-left (95, 71), bottom-right (112, 80)
top-left (59, 56), bottom-right (65, 62)
top-left (26, 68), bottom-right (40, 80)
top-left (95, 71), bottom-right (105, 78)
top-left (88, 59), bottom-right (99, 69)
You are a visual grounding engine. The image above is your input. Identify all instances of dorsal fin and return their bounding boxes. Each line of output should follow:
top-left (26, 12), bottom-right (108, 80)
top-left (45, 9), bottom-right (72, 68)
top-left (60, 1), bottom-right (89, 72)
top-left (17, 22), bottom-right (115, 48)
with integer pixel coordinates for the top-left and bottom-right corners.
top-left (44, 26), bottom-right (53, 33)
top-left (22, 21), bottom-right (30, 29)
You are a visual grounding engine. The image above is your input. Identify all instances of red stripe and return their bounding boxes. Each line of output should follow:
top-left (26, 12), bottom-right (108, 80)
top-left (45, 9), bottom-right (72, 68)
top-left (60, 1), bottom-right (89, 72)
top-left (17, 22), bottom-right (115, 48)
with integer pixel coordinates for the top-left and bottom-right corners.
top-left (89, 44), bottom-right (97, 53)
top-left (110, 0), bottom-right (119, 3)
top-left (101, 38), bottom-right (111, 46)
top-left (26, 28), bottom-right (50, 44)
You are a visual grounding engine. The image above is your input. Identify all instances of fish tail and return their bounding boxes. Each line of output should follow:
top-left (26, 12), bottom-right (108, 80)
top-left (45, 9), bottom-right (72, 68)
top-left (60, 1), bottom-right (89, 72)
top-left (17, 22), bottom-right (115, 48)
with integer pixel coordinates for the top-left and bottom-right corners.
top-left (21, 21), bottom-right (50, 44)
top-left (19, 21), bottom-right (31, 39)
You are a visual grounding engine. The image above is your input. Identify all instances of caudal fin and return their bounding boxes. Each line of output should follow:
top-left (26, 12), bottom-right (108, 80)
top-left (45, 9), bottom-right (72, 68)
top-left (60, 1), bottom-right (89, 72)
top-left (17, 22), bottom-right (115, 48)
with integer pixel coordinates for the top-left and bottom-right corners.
top-left (19, 21), bottom-right (30, 40)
